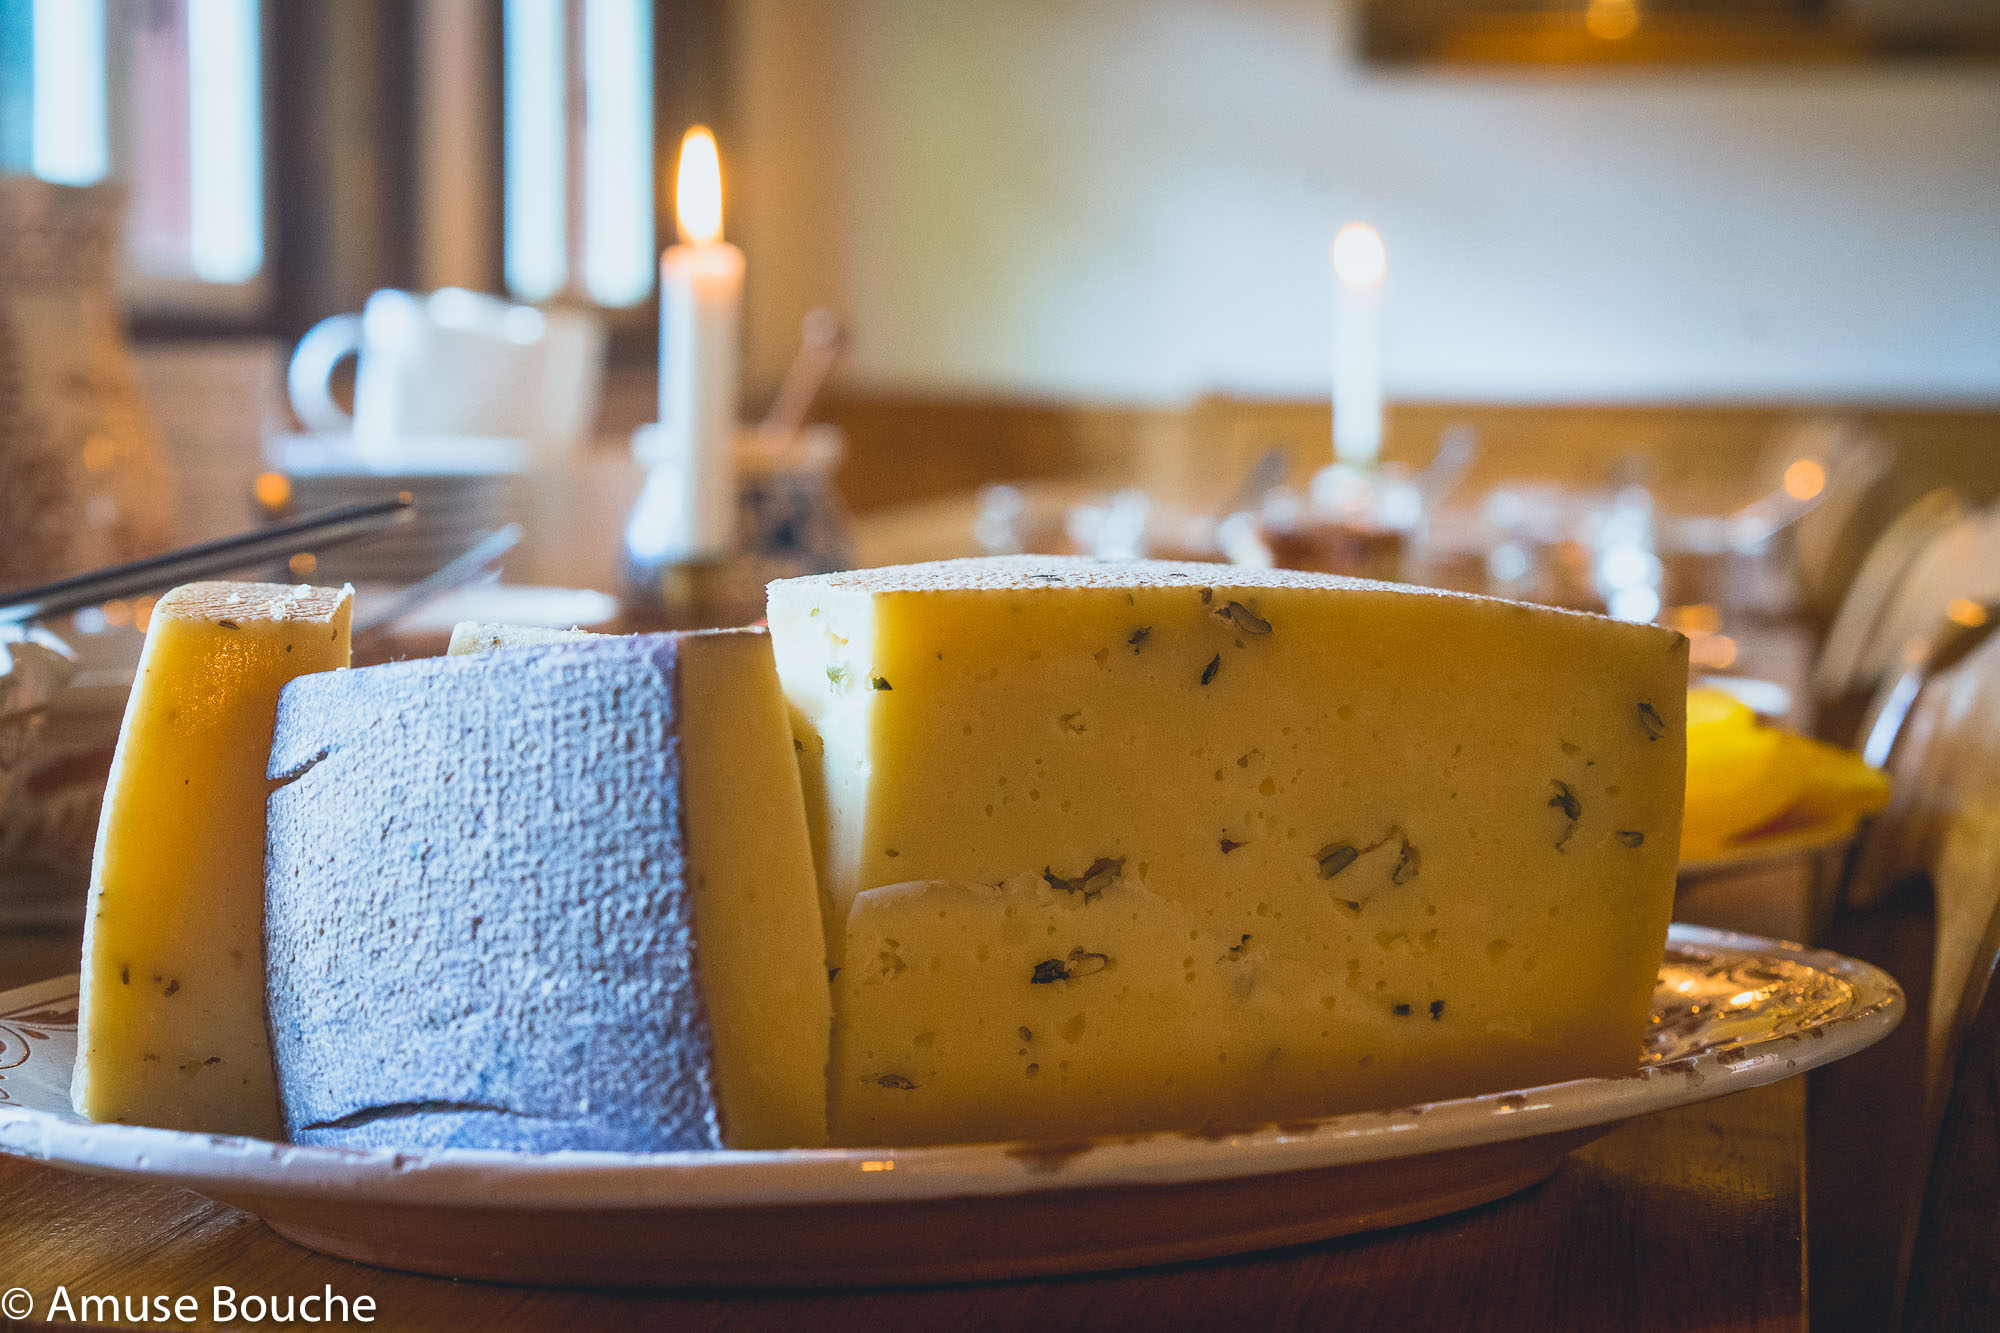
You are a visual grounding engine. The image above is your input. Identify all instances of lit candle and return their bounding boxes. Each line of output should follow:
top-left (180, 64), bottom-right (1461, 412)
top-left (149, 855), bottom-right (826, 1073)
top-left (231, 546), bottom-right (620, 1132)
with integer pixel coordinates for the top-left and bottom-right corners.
top-left (1331, 222), bottom-right (1386, 468)
top-left (656, 126), bottom-right (744, 556)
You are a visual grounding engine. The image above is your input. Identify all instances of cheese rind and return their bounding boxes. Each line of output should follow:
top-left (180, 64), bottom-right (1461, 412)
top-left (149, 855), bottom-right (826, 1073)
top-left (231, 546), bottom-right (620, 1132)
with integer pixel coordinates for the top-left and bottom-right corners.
top-left (71, 581), bottom-right (352, 1136)
top-left (768, 556), bottom-right (1687, 1146)
top-left (263, 629), bottom-right (830, 1151)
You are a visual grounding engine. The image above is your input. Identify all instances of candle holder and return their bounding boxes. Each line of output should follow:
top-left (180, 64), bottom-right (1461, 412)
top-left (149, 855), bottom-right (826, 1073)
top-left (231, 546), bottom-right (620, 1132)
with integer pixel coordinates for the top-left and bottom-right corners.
top-left (621, 423), bottom-right (854, 629)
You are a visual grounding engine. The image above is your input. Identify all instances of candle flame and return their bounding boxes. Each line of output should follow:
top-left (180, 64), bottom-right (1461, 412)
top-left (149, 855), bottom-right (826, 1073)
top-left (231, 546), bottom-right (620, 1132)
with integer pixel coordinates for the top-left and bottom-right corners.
top-left (676, 126), bottom-right (724, 245)
top-left (1333, 223), bottom-right (1386, 290)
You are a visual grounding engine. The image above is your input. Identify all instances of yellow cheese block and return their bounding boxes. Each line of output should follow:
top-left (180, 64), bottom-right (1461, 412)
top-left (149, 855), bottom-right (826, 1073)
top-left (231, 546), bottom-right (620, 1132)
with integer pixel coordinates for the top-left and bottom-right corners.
top-left (72, 581), bottom-right (352, 1136)
top-left (768, 557), bottom-right (1686, 1145)
top-left (672, 629), bottom-right (835, 1147)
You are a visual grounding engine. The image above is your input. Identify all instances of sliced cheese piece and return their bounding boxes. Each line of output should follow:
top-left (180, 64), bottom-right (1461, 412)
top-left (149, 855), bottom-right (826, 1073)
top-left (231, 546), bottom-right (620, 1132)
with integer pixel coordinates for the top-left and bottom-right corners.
top-left (767, 556), bottom-right (1686, 1145)
top-left (263, 628), bottom-right (830, 1151)
top-left (71, 581), bottom-right (352, 1136)
top-left (445, 621), bottom-right (607, 655)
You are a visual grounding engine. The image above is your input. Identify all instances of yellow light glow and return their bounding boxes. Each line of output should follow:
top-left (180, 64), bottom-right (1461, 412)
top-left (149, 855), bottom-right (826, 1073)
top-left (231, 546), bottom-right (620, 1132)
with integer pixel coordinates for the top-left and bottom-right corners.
top-left (1783, 458), bottom-right (1827, 502)
top-left (101, 599), bottom-right (131, 628)
top-left (133, 596), bottom-right (156, 632)
top-left (288, 552), bottom-right (318, 578)
top-left (675, 126), bottom-right (724, 246)
top-left (1585, 0), bottom-right (1640, 40)
top-left (860, 1160), bottom-right (896, 1172)
top-left (82, 434), bottom-right (117, 475)
top-left (1947, 597), bottom-right (1988, 629)
top-left (252, 471), bottom-right (291, 511)
top-left (1691, 634), bottom-right (1738, 670)
top-left (1670, 603), bottom-right (1722, 636)
top-left (1333, 223), bottom-right (1386, 290)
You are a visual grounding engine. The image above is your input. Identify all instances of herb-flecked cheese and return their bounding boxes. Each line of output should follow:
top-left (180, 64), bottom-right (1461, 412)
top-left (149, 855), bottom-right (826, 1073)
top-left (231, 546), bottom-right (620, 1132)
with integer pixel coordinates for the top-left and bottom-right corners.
top-left (263, 628), bottom-right (830, 1151)
top-left (71, 581), bottom-right (352, 1136)
top-left (767, 557), bottom-right (1686, 1146)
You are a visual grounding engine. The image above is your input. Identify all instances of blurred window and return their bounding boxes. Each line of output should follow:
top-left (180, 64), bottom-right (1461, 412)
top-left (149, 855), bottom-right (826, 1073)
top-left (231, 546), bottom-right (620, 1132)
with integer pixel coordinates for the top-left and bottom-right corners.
top-left (503, 0), bottom-right (655, 309)
top-left (0, 0), bottom-right (264, 314)
top-left (1, 0), bottom-right (670, 329)
top-left (29, 0), bottom-right (108, 186)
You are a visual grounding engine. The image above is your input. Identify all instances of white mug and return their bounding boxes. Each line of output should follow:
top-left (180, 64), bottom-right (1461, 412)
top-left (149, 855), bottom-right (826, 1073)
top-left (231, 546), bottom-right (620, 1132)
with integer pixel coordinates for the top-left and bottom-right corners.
top-left (287, 289), bottom-right (606, 465)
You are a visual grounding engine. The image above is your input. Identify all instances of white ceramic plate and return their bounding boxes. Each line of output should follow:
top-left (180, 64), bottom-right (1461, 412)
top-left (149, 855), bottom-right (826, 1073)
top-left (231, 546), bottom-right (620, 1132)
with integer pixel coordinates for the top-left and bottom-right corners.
top-left (0, 924), bottom-right (1901, 1287)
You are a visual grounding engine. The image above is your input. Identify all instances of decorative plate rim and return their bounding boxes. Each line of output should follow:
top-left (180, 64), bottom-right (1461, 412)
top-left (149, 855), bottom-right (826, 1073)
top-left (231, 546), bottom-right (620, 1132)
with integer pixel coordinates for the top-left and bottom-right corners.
top-left (0, 924), bottom-right (1901, 1209)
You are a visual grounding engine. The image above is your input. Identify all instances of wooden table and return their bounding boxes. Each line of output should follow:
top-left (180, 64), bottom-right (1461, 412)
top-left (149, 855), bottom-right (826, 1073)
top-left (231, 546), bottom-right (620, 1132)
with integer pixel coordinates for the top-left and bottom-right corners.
top-left (0, 866), bottom-right (1812, 1332)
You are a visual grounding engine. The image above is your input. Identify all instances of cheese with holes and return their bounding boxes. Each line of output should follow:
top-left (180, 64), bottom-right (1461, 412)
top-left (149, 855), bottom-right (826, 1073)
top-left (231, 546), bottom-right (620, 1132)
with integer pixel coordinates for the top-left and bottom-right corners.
top-left (71, 581), bottom-right (352, 1135)
top-left (768, 557), bottom-right (1686, 1146)
top-left (263, 628), bottom-right (830, 1151)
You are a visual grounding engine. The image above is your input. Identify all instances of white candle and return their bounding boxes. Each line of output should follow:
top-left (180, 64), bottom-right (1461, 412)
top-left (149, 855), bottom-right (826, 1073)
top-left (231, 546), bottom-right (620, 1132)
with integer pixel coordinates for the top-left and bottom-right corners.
top-left (656, 126), bottom-right (743, 557)
top-left (1331, 222), bottom-right (1386, 468)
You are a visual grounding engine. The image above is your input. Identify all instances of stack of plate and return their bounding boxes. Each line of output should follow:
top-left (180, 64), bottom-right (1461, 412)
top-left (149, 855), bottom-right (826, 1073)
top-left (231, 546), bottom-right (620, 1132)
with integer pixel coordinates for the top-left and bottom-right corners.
top-left (260, 434), bottom-right (529, 586)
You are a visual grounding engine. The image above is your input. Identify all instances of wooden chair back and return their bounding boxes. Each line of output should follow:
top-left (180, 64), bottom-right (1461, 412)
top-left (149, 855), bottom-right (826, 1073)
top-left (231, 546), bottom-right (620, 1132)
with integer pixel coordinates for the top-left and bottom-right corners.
top-left (1812, 489), bottom-right (1966, 708)
top-left (1814, 628), bottom-right (2000, 1330)
top-left (1904, 890), bottom-right (2000, 1331)
top-left (1858, 503), bottom-right (2000, 695)
top-left (1760, 416), bottom-right (1892, 620)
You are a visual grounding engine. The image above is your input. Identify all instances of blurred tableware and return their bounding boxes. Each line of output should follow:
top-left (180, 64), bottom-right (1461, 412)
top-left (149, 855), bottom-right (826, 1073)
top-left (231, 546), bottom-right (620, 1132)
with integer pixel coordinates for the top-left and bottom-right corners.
top-left (759, 308), bottom-right (844, 440)
top-left (287, 288), bottom-right (605, 467)
top-left (1412, 425), bottom-right (1477, 513)
top-left (1067, 490), bottom-right (1223, 564)
top-left (351, 525), bottom-right (524, 639)
top-left (1257, 510), bottom-right (1404, 581)
top-left (1217, 448), bottom-right (1289, 522)
top-left (359, 584), bottom-right (619, 639)
top-left (1694, 673), bottom-right (1793, 720)
top-left (0, 178), bottom-right (175, 587)
top-left (735, 425), bottom-right (855, 579)
top-left (1661, 423), bottom-right (1887, 623)
top-left (0, 621), bottom-right (125, 925)
top-left (623, 425), bottom-right (855, 620)
top-left (1253, 465), bottom-right (1412, 582)
top-left (0, 627), bottom-right (79, 859)
top-left (974, 484), bottom-right (1071, 557)
top-left (0, 497), bottom-right (415, 626)
top-left (259, 434), bottom-right (519, 587)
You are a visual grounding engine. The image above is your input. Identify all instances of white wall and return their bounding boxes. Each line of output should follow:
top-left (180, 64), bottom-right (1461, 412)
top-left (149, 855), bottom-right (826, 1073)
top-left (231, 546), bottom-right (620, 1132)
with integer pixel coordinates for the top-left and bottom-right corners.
top-left (733, 0), bottom-right (2000, 405)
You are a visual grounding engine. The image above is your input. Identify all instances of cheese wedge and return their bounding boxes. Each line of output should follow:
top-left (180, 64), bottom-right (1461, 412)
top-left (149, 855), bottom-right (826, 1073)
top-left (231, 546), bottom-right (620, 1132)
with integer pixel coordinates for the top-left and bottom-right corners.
top-left (445, 621), bottom-right (605, 655)
top-left (71, 581), bottom-right (352, 1136)
top-left (767, 557), bottom-right (1686, 1145)
top-left (263, 629), bottom-right (830, 1151)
